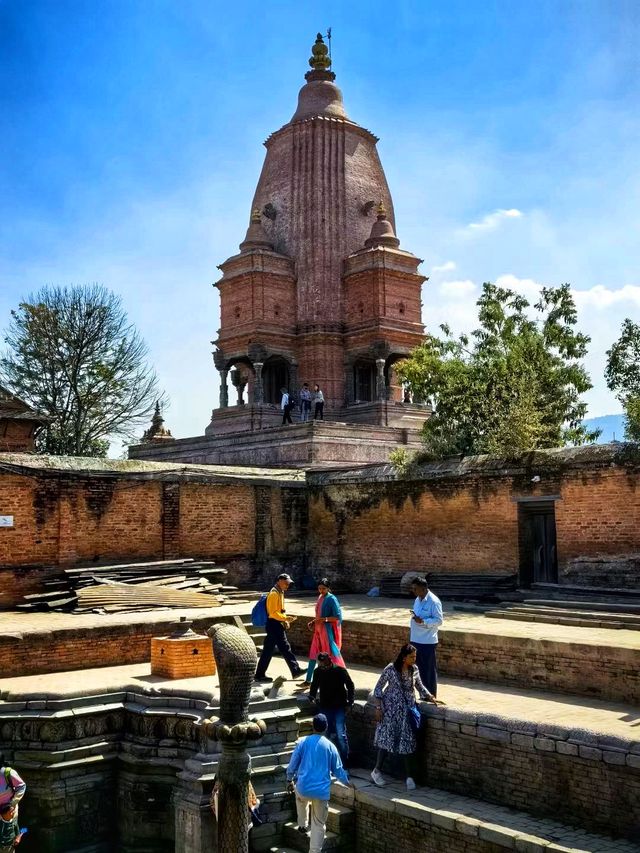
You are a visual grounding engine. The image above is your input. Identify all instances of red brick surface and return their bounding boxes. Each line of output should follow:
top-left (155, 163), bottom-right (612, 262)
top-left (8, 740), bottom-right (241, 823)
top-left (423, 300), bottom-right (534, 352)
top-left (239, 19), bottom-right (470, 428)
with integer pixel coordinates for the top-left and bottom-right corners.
top-left (307, 465), bottom-right (640, 589)
top-left (0, 471), bottom-right (300, 608)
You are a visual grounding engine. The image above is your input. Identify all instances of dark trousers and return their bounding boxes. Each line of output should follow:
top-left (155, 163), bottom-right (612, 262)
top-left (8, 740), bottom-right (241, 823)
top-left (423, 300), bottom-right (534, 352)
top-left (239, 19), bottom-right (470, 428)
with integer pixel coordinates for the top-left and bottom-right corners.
top-left (314, 402), bottom-right (324, 420)
top-left (323, 707), bottom-right (349, 761)
top-left (414, 642), bottom-right (438, 696)
top-left (255, 618), bottom-right (300, 677)
top-left (282, 405), bottom-right (293, 424)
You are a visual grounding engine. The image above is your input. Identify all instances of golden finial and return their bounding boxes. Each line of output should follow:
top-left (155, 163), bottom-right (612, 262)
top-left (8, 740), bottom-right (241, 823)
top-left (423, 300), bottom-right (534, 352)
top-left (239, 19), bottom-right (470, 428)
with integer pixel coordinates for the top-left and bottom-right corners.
top-left (250, 208), bottom-right (262, 223)
top-left (377, 201), bottom-right (387, 218)
top-left (309, 33), bottom-right (331, 71)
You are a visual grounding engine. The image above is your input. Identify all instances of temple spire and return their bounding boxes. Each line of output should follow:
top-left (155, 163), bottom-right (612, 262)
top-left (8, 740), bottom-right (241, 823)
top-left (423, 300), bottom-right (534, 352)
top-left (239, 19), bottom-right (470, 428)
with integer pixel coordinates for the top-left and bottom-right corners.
top-left (239, 208), bottom-right (273, 252)
top-left (305, 32), bottom-right (336, 82)
top-left (364, 201), bottom-right (400, 249)
top-left (142, 401), bottom-right (174, 443)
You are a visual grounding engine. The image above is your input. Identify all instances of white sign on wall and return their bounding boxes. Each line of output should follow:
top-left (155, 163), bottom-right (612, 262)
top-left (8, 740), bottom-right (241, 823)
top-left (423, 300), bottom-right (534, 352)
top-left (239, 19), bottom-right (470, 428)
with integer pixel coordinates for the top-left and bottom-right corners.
top-left (0, 516), bottom-right (14, 527)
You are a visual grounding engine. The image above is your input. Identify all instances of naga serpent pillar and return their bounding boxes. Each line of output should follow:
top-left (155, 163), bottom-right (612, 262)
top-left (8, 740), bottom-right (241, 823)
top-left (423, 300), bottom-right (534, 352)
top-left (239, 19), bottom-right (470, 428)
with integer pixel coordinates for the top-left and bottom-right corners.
top-left (205, 624), bottom-right (266, 853)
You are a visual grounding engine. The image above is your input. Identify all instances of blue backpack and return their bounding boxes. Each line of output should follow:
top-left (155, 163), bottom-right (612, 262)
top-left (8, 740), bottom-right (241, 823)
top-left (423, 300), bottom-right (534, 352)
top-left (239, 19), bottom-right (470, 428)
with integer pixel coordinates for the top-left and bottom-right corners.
top-left (251, 594), bottom-right (268, 628)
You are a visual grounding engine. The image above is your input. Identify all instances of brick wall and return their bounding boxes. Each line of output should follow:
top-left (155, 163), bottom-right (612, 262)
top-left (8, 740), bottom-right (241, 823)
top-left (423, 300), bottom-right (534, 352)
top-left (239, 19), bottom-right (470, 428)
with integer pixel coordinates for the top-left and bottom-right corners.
top-left (288, 617), bottom-right (640, 704)
top-left (348, 704), bottom-right (640, 839)
top-left (0, 467), bottom-right (305, 608)
top-left (353, 803), bottom-right (507, 853)
top-left (307, 455), bottom-right (640, 590)
top-left (0, 419), bottom-right (36, 452)
top-left (308, 478), bottom-right (519, 589)
top-left (0, 613), bottom-right (235, 676)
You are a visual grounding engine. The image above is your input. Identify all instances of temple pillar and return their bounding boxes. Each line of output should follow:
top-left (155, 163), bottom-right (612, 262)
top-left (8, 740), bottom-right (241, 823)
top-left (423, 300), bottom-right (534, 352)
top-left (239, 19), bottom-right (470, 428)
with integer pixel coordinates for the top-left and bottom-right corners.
top-left (253, 362), bottom-right (264, 404)
top-left (219, 369), bottom-right (229, 408)
top-left (289, 360), bottom-right (299, 393)
top-left (376, 358), bottom-right (386, 401)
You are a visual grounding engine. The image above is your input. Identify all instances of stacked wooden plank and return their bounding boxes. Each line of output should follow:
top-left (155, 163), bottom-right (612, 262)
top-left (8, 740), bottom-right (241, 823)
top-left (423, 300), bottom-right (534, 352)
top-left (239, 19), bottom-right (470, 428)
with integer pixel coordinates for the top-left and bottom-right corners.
top-left (17, 558), bottom-right (235, 613)
top-left (378, 572), bottom-right (517, 601)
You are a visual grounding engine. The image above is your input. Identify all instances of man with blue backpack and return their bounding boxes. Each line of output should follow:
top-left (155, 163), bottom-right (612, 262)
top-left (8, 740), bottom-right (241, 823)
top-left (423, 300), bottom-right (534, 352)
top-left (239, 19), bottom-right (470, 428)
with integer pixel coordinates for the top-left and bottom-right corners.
top-left (253, 573), bottom-right (303, 682)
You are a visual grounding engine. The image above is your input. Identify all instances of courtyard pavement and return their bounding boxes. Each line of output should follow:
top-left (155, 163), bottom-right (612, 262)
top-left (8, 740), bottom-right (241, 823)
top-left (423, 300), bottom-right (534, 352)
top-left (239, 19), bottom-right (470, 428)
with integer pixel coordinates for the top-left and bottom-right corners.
top-left (3, 653), bottom-right (639, 738)
top-left (2, 594), bottom-right (640, 650)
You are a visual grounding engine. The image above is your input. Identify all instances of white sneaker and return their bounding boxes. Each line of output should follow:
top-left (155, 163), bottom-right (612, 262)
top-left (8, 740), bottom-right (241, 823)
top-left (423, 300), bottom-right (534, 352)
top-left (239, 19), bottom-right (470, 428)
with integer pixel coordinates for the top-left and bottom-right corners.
top-left (371, 769), bottom-right (386, 787)
top-left (406, 777), bottom-right (416, 791)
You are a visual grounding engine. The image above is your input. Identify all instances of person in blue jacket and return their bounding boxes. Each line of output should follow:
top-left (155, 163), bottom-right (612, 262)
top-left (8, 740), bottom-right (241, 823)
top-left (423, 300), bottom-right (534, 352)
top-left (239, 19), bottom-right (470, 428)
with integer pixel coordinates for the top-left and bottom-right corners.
top-left (286, 713), bottom-right (349, 853)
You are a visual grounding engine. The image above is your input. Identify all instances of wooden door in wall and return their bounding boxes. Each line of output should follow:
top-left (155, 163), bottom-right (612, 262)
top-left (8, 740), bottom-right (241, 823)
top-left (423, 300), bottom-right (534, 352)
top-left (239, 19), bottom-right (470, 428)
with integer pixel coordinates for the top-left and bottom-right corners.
top-left (518, 501), bottom-right (558, 587)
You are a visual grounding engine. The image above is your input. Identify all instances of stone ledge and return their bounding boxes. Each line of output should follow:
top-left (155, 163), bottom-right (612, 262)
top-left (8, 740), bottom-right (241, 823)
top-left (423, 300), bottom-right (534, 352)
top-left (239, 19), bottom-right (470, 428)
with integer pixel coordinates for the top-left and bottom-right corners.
top-left (332, 772), bottom-right (639, 852)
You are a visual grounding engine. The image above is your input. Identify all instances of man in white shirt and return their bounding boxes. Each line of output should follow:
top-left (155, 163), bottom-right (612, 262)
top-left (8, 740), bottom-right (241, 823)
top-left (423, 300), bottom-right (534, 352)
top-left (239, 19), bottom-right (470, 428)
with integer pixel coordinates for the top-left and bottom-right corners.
top-left (409, 576), bottom-right (443, 697)
top-left (281, 387), bottom-right (293, 424)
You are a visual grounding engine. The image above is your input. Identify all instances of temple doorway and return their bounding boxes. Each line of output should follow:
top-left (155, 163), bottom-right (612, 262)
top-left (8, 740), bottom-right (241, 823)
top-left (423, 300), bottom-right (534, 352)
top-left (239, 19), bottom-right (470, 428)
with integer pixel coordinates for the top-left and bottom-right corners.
top-left (262, 357), bottom-right (290, 404)
top-left (353, 360), bottom-right (375, 402)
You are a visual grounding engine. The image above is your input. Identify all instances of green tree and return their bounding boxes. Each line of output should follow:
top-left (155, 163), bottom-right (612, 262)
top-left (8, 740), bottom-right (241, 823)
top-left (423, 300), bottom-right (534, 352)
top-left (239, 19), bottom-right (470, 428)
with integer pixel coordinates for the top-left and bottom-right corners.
top-left (396, 282), bottom-right (598, 458)
top-left (605, 318), bottom-right (640, 441)
top-left (1, 284), bottom-right (163, 456)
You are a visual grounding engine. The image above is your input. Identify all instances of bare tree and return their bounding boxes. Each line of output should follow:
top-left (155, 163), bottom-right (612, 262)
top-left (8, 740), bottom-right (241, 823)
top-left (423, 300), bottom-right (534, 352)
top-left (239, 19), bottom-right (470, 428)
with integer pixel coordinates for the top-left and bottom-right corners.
top-left (1, 284), bottom-right (164, 456)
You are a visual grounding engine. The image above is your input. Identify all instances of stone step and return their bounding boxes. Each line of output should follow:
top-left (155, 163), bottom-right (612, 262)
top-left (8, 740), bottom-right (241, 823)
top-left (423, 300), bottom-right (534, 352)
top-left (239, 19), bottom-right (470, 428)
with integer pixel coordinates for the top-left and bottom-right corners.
top-left (326, 803), bottom-right (354, 835)
top-left (487, 610), bottom-right (640, 630)
top-left (282, 820), bottom-right (344, 851)
top-left (348, 699), bottom-right (640, 840)
top-left (487, 605), bottom-right (640, 630)
top-left (13, 739), bottom-right (118, 767)
top-left (332, 770), bottom-right (640, 852)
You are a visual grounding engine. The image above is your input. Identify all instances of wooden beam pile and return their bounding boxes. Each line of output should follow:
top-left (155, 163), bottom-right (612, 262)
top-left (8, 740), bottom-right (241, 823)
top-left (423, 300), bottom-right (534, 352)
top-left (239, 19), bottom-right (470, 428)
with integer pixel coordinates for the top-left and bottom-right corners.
top-left (18, 558), bottom-right (236, 613)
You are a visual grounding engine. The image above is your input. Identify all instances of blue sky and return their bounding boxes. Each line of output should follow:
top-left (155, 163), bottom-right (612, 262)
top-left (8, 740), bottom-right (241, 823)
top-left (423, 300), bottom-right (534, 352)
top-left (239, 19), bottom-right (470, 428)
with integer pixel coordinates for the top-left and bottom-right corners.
top-left (1, 0), bottom-right (639, 449)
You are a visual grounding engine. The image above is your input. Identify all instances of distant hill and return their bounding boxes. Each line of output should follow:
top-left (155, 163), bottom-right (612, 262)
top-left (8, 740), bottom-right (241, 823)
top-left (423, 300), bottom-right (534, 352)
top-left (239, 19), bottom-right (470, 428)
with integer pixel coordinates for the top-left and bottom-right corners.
top-left (582, 414), bottom-right (626, 443)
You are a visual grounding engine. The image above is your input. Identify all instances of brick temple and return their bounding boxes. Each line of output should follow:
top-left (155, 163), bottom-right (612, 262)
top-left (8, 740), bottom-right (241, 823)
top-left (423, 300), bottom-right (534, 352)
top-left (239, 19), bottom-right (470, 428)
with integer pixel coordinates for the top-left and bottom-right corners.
top-left (130, 34), bottom-right (430, 467)
top-left (0, 384), bottom-right (47, 452)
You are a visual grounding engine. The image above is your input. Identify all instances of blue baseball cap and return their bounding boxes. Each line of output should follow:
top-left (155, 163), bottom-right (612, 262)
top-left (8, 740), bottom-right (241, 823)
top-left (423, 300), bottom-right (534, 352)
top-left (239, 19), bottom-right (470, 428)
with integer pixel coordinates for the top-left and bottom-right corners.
top-left (312, 713), bottom-right (328, 732)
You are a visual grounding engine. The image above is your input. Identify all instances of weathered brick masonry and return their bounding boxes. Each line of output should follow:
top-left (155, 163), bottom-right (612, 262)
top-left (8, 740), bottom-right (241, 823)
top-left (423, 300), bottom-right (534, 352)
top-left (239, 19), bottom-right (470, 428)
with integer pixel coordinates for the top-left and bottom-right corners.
top-left (0, 455), bottom-right (306, 609)
top-left (347, 703), bottom-right (640, 840)
top-left (288, 617), bottom-right (640, 704)
top-left (306, 444), bottom-right (640, 590)
top-left (352, 805), bottom-right (506, 853)
top-left (2, 444), bottom-right (640, 611)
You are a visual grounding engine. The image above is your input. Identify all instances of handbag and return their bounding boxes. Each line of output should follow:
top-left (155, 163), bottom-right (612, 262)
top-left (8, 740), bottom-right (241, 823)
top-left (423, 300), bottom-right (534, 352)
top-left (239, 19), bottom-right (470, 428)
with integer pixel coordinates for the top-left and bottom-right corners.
top-left (407, 703), bottom-right (422, 734)
top-left (397, 667), bottom-right (422, 734)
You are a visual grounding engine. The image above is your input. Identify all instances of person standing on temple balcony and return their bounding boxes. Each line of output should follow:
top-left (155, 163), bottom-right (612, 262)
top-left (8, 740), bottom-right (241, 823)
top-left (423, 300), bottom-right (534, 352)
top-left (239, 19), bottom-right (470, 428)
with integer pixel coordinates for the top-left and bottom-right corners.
top-left (409, 576), bottom-right (443, 697)
top-left (254, 573), bottom-right (303, 682)
top-left (281, 387), bottom-right (294, 424)
top-left (300, 383), bottom-right (312, 422)
top-left (313, 384), bottom-right (324, 420)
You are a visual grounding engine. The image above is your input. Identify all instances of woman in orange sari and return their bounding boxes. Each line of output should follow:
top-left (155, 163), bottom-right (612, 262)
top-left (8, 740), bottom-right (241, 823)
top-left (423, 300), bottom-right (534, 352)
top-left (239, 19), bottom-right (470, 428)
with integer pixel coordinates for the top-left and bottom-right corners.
top-left (304, 578), bottom-right (345, 683)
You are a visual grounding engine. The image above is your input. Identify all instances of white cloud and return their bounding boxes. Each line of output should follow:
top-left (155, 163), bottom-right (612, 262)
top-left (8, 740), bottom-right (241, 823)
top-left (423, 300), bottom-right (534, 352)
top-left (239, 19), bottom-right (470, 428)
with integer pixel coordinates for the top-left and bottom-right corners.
top-left (438, 279), bottom-right (477, 299)
top-left (431, 260), bottom-right (457, 274)
top-left (464, 208), bottom-right (524, 233)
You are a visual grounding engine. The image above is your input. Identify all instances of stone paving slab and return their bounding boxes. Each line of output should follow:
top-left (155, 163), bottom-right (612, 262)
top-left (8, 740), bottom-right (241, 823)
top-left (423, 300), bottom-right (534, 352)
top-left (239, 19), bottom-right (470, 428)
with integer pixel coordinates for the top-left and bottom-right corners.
top-left (2, 656), bottom-right (639, 741)
top-left (334, 769), bottom-right (640, 852)
top-left (2, 595), bottom-right (640, 650)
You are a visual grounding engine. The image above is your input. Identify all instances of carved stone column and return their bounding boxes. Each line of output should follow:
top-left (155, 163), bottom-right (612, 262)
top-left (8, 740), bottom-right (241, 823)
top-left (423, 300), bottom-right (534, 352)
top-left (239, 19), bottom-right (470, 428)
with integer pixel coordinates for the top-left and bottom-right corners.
top-left (253, 362), bottom-right (264, 404)
top-left (219, 369), bottom-right (229, 408)
top-left (204, 624), bottom-right (266, 853)
top-left (376, 358), bottom-right (386, 402)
